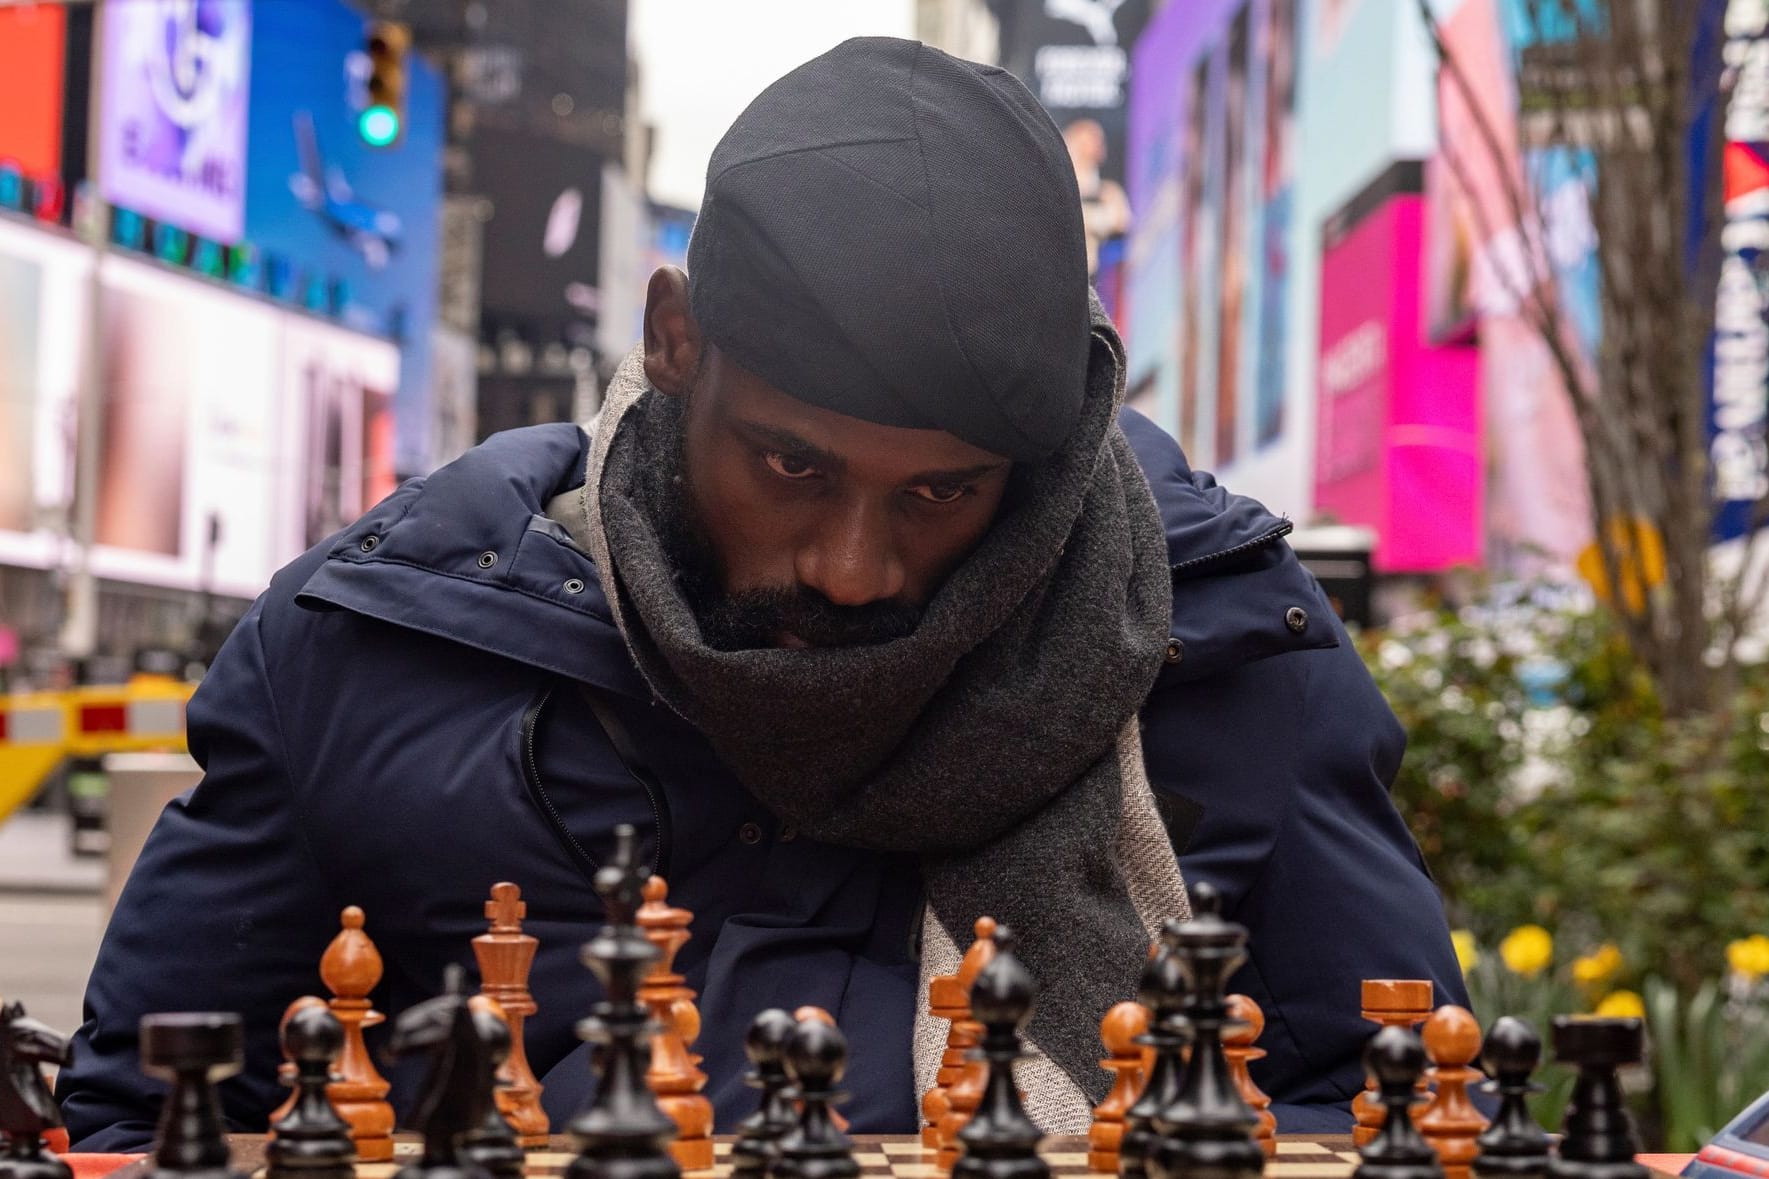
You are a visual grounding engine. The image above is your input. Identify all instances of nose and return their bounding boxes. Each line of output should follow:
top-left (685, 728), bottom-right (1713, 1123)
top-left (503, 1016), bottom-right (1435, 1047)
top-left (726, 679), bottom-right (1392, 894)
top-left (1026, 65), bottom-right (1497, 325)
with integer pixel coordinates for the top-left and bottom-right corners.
top-left (795, 497), bottom-right (907, 607)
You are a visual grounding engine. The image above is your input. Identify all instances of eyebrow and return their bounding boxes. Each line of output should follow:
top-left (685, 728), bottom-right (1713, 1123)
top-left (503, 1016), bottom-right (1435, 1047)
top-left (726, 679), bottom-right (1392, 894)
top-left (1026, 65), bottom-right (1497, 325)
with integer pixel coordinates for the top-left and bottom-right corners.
top-left (735, 419), bottom-right (1011, 486)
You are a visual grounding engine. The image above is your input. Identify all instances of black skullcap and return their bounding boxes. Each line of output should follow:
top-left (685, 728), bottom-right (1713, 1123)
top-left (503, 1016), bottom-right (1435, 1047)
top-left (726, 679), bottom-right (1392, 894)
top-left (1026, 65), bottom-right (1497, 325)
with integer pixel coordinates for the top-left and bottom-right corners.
top-left (686, 37), bottom-right (1090, 462)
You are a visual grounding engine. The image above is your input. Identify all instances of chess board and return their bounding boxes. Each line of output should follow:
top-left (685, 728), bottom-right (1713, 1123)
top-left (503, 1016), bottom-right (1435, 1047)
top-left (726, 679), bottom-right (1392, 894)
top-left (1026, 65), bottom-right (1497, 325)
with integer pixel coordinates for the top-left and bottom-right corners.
top-left (93, 1134), bottom-right (1410, 1179)
top-left (96, 1134), bottom-right (1686, 1179)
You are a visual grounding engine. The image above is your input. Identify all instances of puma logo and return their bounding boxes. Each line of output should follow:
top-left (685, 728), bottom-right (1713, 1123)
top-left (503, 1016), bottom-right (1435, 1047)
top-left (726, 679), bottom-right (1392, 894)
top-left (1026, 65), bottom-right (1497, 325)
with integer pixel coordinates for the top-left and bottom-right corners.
top-left (1044, 0), bottom-right (1128, 45)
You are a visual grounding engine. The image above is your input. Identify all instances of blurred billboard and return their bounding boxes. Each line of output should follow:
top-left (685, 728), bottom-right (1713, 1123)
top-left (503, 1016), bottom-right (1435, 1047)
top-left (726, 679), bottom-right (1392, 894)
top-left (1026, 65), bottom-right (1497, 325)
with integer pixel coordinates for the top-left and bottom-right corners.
top-left (0, 3), bottom-right (67, 183)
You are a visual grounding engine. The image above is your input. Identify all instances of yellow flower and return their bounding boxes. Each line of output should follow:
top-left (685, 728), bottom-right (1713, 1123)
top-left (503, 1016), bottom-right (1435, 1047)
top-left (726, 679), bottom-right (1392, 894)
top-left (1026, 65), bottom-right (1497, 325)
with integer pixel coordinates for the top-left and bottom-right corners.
top-left (1499, 925), bottom-right (1554, 976)
top-left (1451, 930), bottom-right (1479, 974)
top-left (1727, 934), bottom-right (1769, 981)
top-left (1572, 943), bottom-right (1623, 988)
top-left (1594, 990), bottom-right (1645, 1019)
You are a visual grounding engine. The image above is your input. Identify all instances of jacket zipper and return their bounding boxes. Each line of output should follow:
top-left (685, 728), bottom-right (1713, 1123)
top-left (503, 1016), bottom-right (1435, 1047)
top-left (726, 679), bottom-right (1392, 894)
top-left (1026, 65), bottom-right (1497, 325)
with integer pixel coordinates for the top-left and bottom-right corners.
top-left (519, 682), bottom-right (672, 882)
top-left (1169, 521), bottom-right (1294, 576)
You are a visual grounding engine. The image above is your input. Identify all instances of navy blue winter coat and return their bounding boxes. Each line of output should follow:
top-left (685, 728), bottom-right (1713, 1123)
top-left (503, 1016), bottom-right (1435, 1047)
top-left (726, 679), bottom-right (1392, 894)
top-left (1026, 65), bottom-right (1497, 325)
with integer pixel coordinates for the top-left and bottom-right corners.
top-left (58, 411), bottom-right (1467, 1150)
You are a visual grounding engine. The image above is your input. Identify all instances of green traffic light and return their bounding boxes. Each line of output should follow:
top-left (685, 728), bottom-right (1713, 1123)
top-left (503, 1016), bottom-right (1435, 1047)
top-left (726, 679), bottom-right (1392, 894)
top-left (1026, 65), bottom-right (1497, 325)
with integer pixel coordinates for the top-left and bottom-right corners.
top-left (359, 105), bottom-right (400, 146)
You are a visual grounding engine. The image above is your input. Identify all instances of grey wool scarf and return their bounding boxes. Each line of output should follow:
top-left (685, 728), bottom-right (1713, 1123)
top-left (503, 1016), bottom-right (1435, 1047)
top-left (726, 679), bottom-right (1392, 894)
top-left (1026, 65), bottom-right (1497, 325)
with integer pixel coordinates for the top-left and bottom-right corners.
top-left (574, 304), bottom-right (1189, 1130)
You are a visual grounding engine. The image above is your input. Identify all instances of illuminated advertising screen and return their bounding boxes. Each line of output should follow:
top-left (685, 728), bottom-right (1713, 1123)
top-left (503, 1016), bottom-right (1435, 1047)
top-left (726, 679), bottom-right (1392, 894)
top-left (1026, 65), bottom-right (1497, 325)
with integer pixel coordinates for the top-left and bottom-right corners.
top-left (99, 0), bottom-right (252, 243)
top-left (0, 3), bottom-right (67, 181)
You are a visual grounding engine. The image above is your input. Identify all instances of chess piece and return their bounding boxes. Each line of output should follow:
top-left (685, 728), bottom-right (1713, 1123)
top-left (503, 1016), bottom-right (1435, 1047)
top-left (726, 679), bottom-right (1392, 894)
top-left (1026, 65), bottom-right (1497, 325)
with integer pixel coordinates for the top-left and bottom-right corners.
top-left (1120, 927), bottom-right (1189, 1179)
top-left (1087, 1001), bottom-right (1150, 1172)
top-left (1419, 1007), bottom-right (1491, 1179)
top-left (637, 876), bottom-right (713, 1171)
top-left (1147, 882), bottom-right (1264, 1179)
top-left (924, 918), bottom-right (1000, 1149)
top-left (140, 1013), bottom-right (251, 1179)
top-left (730, 1010), bottom-right (798, 1179)
top-left (565, 825), bottom-right (682, 1179)
top-left (773, 1016), bottom-right (860, 1179)
top-left (1354, 980), bottom-right (1435, 1146)
top-left (462, 998), bottom-right (525, 1179)
top-left (1472, 1018), bottom-right (1551, 1179)
top-left (269, 997), bottom-right (330, 1130)
top-left (390, 964), bottom-right (497, 1179)
top-left (320, 906), bottom-right (396, 1162)
top-left (1546, 1017), bottom-right (1647, 1179)
top-left (1224, 996), bottom-right (1276, 1159)
top-left (474, 882), bottom-right (549, 1146)
top-left (1353, 1027), bottom-right (1444, 1179)
top-left (952, 926), bottom-right (1049, 1179)
top-left (791, 1008), bottom-right (851, 1134)
top-left (266, 1003), bottom-right (356, 1179)
top-left (937, 918), bottom-right (1002, 1166)
top-left (0, 1000), bottom-right (75, 1179)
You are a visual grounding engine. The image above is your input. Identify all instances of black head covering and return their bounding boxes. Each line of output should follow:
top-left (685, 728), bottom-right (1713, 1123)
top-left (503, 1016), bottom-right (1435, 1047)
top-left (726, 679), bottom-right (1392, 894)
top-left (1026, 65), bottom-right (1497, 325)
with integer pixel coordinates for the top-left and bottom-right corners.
top-left (686, 37), bottom-right (1091, 463)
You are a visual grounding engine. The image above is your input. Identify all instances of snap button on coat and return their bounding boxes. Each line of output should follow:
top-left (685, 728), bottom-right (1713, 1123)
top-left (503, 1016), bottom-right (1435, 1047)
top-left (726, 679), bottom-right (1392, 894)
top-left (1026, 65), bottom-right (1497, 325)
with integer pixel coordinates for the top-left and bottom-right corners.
top-left (478, 551), bottom-right (498, 569)
top-left (1164, 638), bottom-right (1185, 665)
top-left (738, 822), bottom-right (762, 845)
top-left (1285, 606), bottom-right (1309, 634)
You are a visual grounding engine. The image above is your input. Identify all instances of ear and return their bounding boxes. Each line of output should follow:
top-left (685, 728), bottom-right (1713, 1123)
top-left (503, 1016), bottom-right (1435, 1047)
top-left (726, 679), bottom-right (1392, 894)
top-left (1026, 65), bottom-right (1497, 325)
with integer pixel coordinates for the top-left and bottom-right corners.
top-left (643, 267), bottom-right (702, 398)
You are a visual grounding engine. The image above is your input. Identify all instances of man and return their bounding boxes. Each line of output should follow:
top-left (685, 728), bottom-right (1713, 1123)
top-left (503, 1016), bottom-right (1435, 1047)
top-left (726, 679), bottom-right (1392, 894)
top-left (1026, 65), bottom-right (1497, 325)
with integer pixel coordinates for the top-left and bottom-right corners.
top-left (59, 38), bottom-right (1463, 1148)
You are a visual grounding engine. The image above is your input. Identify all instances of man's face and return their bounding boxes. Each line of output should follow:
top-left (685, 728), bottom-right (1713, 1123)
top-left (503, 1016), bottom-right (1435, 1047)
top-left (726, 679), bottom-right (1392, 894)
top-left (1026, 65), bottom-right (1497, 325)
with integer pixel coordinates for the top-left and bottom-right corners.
top-left (643, 268), bottom-right (1013, 650)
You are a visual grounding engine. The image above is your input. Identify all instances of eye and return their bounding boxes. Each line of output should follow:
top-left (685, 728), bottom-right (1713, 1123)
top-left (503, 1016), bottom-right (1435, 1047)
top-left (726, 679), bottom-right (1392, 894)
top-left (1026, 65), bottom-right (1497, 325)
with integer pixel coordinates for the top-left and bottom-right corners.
top-left (762, 450), bottom-right (819, 480)
top-left (909, 483), bottom-right (975, 505)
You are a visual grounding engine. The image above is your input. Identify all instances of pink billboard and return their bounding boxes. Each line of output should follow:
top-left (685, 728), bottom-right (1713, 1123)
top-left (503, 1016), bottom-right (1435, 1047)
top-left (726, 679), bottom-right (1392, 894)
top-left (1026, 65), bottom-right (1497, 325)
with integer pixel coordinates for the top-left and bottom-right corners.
top-left (1315, 187), bottom-right (1482, 572)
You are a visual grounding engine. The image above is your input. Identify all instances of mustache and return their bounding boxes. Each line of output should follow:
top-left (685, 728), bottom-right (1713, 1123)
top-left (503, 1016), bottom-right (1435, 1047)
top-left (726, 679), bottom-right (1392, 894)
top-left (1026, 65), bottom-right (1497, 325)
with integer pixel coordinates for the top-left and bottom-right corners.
top-left (696, 585), bottom-right (923, 651)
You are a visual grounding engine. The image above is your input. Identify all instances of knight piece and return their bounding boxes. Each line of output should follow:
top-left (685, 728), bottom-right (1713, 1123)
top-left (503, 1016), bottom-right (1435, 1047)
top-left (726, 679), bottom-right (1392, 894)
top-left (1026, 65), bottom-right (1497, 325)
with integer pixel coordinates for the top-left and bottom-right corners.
top-left (1147, 883), bottom-right (1264, 1179)
top-left (140, 1013), bottom-right (251, 1179)
top-left (1546, 1017), bottom-right (1647, 1179)
top-left (952, 926), bottom-right (1049, 1179)
top-left (565, 825), bottom-right (682, 1179)
top-left (266, 1002), bottom-right (355, 1179)
top-left (461, 998), bottom-right (524, 1179)
top-left (389, 965), bottom-right (497, 1179)
top-left (0, 1000), bottom-right (75, 1179)
top-left (729, 1009), bottom-right (797, 1179)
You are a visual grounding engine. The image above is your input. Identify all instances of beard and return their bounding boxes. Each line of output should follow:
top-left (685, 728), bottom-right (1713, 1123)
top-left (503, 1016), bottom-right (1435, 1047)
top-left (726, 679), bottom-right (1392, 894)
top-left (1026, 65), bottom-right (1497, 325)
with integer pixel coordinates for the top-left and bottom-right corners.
top-left (656, 433), bottom-right (924, 652)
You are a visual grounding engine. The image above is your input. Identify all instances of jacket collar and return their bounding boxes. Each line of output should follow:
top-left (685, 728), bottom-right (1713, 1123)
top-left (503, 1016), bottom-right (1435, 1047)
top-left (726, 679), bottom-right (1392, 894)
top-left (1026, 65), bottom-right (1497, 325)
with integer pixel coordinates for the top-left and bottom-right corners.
top-left (294, 415), bottom-right (1333, 695)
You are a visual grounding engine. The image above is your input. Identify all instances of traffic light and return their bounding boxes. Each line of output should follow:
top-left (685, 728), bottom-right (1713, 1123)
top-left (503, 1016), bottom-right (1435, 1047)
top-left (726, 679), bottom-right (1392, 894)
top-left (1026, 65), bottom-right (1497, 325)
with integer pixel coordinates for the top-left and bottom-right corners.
top-left (360, 20), bottom-right (410, 147)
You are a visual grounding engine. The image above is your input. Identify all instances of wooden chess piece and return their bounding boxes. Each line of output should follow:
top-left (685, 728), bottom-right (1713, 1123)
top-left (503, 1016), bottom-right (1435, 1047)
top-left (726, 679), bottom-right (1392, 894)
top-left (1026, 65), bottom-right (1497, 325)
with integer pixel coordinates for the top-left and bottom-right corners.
top-left (953, 926), bottom-right (1049, 1179)
top-left (1120, 927), bottom-right (1188, 1179)
top-left (792, 1008), bottom-right (850, 1134)
top-left (637, 876), bottom-right (713, 1171)
top-left (1087, 1001), bottom-right (1150, 1172)
top-left (921, 964), bottom-right (965, 1149)
top-left (266, 1003), bottom-right (355, 1179)
top-left (462, 997), bottom-right (524, 1179)
top-left (1473, 1017), bottom-right (1551, 1179)
top-left (1225, 995), bottom-right (1277, 1159)
top-left (319, 906), bottom-right (395, 1162)
top-left (730, 1010), bottom-right (798, 1179)
top-left (389, 965), bottom-right (495, 1179)
top-left (935, 918), bottom-right (1001, 1165)
top-left (1419, 1006), bottom-right (1491, 1179)
top-left (1354, 980), bottom-right (1434, 1146)
top-left (564, 825), bottom-right (681, 1179)
top-left (140, 1013), bottom-right (251, 1179)
top-left (269, 997), bottom-right (330, 1130)
top-left (1146, 882), bottom-right (1264, 1179)
top-left (0, 1000), bottom-right (75, 1179)
top-left (1545, 1017), bottom-right (1647, 1179)
top-left (773, 1016), bottom-right (859, 1179)
top-left (474, 882), bottom-right (548, 1147)
top-left (1354, 1027), bottom-right (1444, 1179)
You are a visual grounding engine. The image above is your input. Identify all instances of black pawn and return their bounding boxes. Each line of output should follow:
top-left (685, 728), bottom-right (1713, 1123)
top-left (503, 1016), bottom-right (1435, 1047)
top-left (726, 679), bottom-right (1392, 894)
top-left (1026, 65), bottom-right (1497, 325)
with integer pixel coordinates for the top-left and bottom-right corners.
top-left (1121, 922), bottom-right (1190, 1179)
top-left (1149, 883), bottom-right (1264, 1179)
top-left (462, 1006), bottom-right (524, 1179)
top-left (566, 825), bottom-right (682, 1179)
top-left (266, 1005), bottom-right (355, 1179)
top-left (953, 927), bottom-right (1048, 1179)
top-left (0, 1001), bottom-right (74, 1179)
top-left (1473, 1018), bottom-right (1551, 1179)
top-left (140, 1013), bottom-right (250, 1179)
top-left (1353, 1026), bottom-right (1444, 1179)
top-left (730, 1010), bottom-right (798, 1179)
top-left (772, 1016), bottom-right (859, 1179)
top-left (1547, 1018), bottom-right (1647, 1179)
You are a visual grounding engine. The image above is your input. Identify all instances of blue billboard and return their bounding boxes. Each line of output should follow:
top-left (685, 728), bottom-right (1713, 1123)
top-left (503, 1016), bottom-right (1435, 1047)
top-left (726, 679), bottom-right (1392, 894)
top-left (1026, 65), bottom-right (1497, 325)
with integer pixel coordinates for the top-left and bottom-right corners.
top-left (242, 0), bottom-right (443, 478)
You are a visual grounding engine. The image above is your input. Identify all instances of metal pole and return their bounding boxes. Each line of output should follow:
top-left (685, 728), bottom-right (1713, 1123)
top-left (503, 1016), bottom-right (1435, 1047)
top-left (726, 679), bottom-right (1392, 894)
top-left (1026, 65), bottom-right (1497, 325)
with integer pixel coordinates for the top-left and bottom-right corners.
top-left (60, 0), bottom-right (108, 664)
